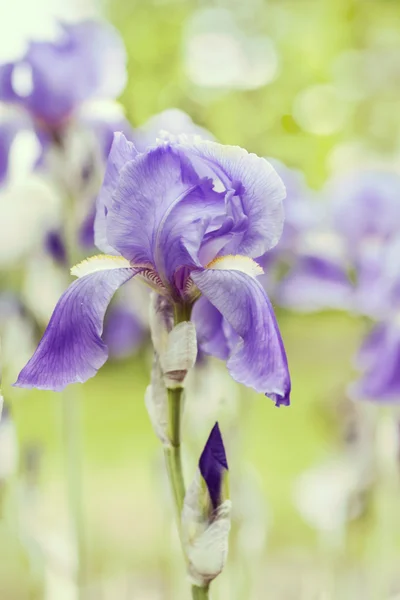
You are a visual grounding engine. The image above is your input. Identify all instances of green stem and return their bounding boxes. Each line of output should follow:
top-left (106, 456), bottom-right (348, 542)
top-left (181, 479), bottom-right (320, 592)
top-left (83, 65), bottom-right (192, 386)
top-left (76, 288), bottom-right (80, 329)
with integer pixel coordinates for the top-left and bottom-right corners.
top-left (191, 585), bottom-right (210, 600)
top-left (62, 388), bottom-right (86, 599)
top-left (164, 387), bottom-right (185, 519)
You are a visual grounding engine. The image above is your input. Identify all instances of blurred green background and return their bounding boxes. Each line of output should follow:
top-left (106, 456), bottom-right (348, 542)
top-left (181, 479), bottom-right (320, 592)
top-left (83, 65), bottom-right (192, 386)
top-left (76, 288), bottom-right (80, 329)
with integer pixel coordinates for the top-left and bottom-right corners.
top-left (3, 0), bottom-right (400, 597)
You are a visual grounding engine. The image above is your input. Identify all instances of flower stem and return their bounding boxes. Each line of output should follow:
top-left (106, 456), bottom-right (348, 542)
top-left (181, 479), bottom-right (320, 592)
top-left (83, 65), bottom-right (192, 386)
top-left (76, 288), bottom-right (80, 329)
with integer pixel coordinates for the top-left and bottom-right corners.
top-left (191, 584), bottom-right (210, 599)
top-left (164, 387), bottom-right (185, 518)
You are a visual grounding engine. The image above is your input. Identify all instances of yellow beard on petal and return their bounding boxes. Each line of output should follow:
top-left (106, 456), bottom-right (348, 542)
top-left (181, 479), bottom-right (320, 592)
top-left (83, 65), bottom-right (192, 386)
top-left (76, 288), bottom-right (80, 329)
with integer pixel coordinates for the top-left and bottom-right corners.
top-left (206, 255), bottom-right (264, 278)
top-left (70, 255), bottom-right (132, 278)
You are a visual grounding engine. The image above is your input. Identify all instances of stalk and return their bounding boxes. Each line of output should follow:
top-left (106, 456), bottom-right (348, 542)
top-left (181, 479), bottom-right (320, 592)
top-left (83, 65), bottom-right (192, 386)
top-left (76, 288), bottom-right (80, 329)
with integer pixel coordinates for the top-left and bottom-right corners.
top-left (163, 302), bottom-right (210, 600)
top-left (191, 584), bottom-right (210, 599)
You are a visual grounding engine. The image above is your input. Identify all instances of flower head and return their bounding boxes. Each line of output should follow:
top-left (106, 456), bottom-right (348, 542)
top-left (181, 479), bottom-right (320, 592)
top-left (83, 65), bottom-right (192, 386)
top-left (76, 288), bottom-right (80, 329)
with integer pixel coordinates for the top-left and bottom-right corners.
top-left (15, 132), bottom-right (291, 405)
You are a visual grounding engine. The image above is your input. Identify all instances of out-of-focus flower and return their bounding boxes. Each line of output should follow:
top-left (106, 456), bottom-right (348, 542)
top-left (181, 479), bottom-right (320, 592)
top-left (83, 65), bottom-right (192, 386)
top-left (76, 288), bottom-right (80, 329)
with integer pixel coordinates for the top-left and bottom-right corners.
top-left (352, 321), bottom-right (400, 403)
top-left (15, 133), bottom-right (291, 405)
top-left (279, 168), bottom-right (400, 316)
top-left (182, 423), bottom-right (230, 587)
top-left (0, 20), bottom-right (126, 130)
top-left (278, 255), bottom-right (353, 312)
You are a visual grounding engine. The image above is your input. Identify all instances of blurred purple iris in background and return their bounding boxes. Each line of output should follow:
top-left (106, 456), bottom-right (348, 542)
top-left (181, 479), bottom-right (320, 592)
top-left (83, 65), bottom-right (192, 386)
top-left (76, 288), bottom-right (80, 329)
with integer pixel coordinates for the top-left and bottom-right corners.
top-left (352, 237), bottom-right (400, 402)
top-left (0, 20), bottom-right (127, 134)
top-left (15, 132), bottom-right (291, 405)
top-left (278, 168), bottom-right (400, 316)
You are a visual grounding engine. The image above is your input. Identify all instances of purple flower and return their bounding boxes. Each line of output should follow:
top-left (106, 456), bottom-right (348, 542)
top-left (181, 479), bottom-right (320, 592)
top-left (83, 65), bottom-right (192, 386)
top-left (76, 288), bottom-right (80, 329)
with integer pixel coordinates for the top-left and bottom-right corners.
top-left (328, 169), bottom-right (400, 254)
top-left (277, 255), bottom-right (353, 313)
top-left (15, 133), bottom-right (291, 405)
top-left (199, 423), bottom-right (228, 510)
top-left (0, 21), bottom-right (126, 129)
top-left (352, 238), bottom-right (400, 402)
top-left (351, 321), bottom-right (400, 403)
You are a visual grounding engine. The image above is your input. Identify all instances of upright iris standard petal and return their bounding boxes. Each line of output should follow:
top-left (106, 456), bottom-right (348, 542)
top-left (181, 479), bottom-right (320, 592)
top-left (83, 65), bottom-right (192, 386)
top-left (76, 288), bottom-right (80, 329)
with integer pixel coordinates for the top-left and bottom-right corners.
top-left (15, 264), bottom-right (135, 391)
top-left (199, 423), bottom-right (228, 510)
top-left (107, 144), bottom-right (217, 270)
top-left (191, 267), bottom-right (291, 406)
top-left (177, 139), bottom-right (286, 257)
top-left (94, 132), bottom-right (138, 254)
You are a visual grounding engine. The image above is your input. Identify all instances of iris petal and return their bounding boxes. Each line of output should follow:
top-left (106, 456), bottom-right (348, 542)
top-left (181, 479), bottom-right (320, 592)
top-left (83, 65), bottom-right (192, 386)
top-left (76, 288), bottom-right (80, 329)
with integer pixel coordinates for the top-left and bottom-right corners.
top-left (14, 267), bottom-right (135, 391)
top-left (176, 139), bottom-right (286, 257)
top-left (107, 144), bottom-right (223, 283)
top-left (191, 268), bottom-right (291, 405)
top-left (94, 132), bottom-right (138, 254)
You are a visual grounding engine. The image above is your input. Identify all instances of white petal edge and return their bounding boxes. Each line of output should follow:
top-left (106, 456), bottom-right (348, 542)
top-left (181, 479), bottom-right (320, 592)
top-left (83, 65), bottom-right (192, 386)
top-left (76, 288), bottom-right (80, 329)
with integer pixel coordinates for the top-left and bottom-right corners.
top-left (71, 254), bottom-right (132, 278)
top-left (206, 254), bottom-right (264, 278)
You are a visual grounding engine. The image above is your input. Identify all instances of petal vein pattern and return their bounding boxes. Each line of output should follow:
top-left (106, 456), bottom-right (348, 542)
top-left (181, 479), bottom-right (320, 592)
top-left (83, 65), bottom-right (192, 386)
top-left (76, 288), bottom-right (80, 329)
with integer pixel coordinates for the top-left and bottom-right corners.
top-left (14, 268), bottom-right (135, 390)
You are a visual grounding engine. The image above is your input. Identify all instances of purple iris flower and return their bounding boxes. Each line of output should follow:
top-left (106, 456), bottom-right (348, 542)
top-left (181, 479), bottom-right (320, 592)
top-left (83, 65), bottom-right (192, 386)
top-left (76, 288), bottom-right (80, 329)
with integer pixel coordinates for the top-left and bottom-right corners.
top-left (0, 20), bottom-right (126, 131)
top-left (328, 169), bottom-right (400, 257)
top-left (352, 322), bottom-right (400, 403)
top-left (276, 168), bottom-right (400, 315)
top-left (277, 255), bottom-right (353, 312)
top-left (199, 423), bottom-right (228, 510)
top-left (352, 238), bottom-right (400, 402)
top-left (15, 133), bottom-right (291, 405)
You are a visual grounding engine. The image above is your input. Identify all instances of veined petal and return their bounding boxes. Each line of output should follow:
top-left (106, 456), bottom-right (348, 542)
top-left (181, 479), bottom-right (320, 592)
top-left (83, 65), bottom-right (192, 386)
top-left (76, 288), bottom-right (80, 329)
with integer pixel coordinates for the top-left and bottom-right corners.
top-left (107, 144), bottom-right (222, 280)
top-left (176, 139), bottom-right (286, 257)
top-left (14, 267), bottom-right (135, 391)
top-left (94, 132), bottom-right (138, 254)
top-left (191, 268), bottom-right (291, 405)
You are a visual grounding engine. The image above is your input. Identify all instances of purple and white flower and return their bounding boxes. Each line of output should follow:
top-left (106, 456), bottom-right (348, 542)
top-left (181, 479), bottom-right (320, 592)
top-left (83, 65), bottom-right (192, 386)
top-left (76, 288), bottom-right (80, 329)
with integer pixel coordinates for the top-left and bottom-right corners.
top-left (15, 133), bottom-right (291, 405)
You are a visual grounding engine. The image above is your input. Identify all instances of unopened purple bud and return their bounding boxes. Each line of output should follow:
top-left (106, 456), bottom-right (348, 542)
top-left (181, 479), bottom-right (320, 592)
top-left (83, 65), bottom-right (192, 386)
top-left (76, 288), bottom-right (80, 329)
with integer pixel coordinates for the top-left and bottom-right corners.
top-left (199, 423), bottom-right (228, 510)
